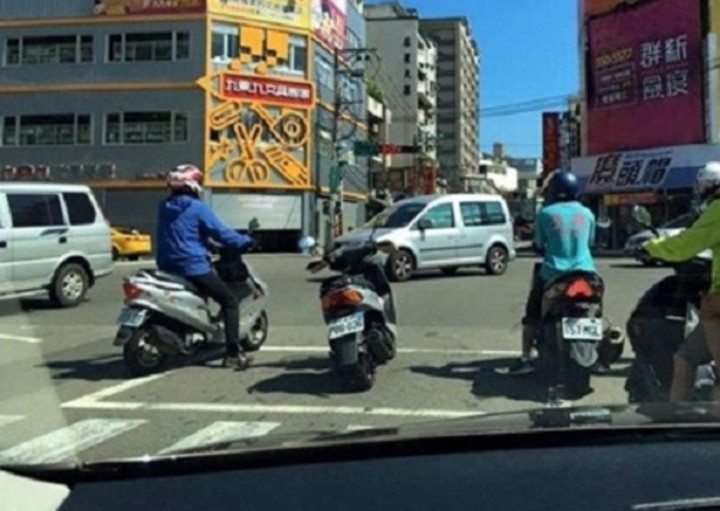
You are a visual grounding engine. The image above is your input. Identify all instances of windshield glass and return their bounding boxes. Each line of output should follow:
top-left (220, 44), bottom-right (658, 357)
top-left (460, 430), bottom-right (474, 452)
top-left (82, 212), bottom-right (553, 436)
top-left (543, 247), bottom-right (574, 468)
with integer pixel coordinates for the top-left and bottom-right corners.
top-left (366, 202), bottom-right (427, 228)
top-left (0, 0), bottom-right (714, 471)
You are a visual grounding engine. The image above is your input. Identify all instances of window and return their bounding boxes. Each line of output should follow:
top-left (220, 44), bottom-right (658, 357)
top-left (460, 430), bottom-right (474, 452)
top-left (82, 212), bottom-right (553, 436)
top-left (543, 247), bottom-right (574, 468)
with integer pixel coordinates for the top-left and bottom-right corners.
top-left (315, 57), bottom-right (333, 91)
top-left (404, 69), bottom-right (411, 78)
top-left (211, 23), bottom-right (239, 62)
top-left (8, 194), bottom-right (64, 228)
top-left (4, 35), bottom-right (94, 66)
top-left (104, 111), bottom-right (188, 144)
top-left (63, 192), bottom-right (97, 225)
top-left (421, 203), bottom-right (455, 229)
top-left (270, 35), bottom-right (306, 76)
top-left (4, 114), bottom-right (92, 146)
top-left (404, 84), bottom-right (411, 95)
top-left (481, 202), bottom-right (507, 225)
top-left (107, 32), bottom-right (189, 62)
top-left (404, 36), bottom-right (411, 47)
top-left (404, 53), bottom-right (411, 63)
top-left (460, 202), bottom-right (483, 227)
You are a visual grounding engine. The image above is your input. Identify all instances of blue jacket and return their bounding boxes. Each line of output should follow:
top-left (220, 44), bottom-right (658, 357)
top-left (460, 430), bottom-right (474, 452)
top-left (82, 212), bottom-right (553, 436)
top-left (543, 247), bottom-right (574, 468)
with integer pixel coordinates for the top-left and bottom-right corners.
top-left (155, 194), bottom-right (253, 277)
top-left (535, 201), bottom-right (596, 283)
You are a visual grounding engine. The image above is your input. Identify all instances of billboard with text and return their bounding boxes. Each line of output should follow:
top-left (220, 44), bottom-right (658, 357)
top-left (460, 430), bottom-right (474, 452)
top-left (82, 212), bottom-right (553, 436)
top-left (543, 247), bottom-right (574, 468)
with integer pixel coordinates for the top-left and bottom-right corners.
top-left (586, 0), bottom-right (704, 154)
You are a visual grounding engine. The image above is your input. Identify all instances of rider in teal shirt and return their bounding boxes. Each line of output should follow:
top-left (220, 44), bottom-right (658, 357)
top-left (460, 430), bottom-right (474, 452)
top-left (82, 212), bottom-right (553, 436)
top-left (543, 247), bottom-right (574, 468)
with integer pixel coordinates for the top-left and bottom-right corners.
top-left (507, 170), bottom-right (597, 375)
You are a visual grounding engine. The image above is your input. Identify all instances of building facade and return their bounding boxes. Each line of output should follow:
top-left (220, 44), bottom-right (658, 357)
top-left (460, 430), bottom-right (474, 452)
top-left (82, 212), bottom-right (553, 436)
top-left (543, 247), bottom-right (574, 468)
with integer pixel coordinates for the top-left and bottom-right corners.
top-left (0, 0), bottom-right (369, 250)
top-left (365, 2), bottom-right (438, 195)
top-left (420, 16), bottom-right (480, 191)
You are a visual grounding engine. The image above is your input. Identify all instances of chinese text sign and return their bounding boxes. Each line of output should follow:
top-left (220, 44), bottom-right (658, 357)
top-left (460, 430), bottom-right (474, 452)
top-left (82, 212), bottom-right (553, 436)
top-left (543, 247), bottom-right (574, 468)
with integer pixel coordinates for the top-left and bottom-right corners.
top-left (587, 0), bottom-right (704, 154)
top-left (542, 112), bottom-right (561, 179)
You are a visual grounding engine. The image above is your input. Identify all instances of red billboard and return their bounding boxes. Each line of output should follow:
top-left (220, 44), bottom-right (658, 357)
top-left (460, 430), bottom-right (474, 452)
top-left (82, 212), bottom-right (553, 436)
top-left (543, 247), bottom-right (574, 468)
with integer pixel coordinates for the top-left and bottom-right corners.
top-left (587, 0), bottom-right (704, 154)
top-left (542, 112), bottom-right (561, 178)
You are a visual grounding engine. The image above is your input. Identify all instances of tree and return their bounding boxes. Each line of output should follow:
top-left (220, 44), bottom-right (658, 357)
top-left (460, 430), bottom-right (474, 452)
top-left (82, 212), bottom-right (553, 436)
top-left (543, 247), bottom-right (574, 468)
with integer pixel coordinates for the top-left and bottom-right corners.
top-left (366, 79), bottom-right (383, 101)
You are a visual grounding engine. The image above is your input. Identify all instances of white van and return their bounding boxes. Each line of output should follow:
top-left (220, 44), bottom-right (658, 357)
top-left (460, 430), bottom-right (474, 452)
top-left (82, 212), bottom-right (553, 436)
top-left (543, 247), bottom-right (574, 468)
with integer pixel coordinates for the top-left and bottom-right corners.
top-left (336, 194), bottom-right (516, 281)
top-left (0, 183), bottom-right (114, 307)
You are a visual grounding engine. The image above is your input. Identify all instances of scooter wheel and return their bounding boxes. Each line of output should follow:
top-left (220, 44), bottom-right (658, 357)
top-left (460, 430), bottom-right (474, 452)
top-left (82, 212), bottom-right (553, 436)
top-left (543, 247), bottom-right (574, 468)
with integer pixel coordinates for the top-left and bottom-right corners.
top-left (123, 327), bottom-right (168, 377)
top-left (349, 352), bottom-right (376, 391)
top-left (240, 311), bottom-right (269, 353)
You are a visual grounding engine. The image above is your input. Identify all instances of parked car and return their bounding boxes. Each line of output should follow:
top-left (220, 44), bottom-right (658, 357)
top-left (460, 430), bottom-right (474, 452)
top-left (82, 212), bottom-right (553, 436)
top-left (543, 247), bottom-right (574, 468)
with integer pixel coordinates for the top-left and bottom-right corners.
top-left (623, 213), bottom-right (703, 266)
top-left (334, 194), bottom-right (516, 281)
top-left (0, 183), bottom-right (114, 307)
top-left (111, 227), bottom-right (152, 261)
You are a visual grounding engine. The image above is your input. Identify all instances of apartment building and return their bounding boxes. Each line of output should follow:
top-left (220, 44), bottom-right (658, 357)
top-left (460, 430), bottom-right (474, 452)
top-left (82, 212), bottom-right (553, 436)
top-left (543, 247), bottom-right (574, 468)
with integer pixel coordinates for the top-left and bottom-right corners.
top-left (0, 0), bottom-right (369, 248)
top-left (420, 17), bottom-right (480, 191)
top-left (365, 2), bottom-right (437, 173)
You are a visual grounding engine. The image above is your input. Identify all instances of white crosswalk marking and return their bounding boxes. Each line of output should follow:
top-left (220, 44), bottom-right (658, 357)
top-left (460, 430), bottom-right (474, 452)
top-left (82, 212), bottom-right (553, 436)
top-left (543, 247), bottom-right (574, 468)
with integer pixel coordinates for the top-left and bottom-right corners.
top-left (0, 415), bottom-right (23, 428)
top-left (0, 419), bottom-right (146, 465)
top-left (158, 421), bottom-right (281, 455)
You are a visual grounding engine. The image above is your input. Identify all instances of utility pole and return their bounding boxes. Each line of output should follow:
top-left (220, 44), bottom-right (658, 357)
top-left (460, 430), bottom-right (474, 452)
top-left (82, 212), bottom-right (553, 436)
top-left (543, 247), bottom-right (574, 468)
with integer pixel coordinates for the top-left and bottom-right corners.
top-left (328, 46), bottom-right (376, 244)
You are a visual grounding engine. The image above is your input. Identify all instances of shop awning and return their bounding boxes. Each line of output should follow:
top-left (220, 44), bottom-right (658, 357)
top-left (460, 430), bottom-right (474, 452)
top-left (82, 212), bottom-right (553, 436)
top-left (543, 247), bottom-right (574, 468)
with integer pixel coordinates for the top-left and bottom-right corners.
top-left (572, 144), bottom-right (720, 195)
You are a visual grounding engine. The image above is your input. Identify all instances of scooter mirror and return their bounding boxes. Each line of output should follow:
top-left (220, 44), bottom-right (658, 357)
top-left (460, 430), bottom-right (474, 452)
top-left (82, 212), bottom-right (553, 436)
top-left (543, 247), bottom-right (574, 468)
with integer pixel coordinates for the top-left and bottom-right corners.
top-left (596, 218), bottom-right (612, 229)
top-left (306, 260), bottom-right (327, 273)
top-left (631, 205), bottom-right (652, 228)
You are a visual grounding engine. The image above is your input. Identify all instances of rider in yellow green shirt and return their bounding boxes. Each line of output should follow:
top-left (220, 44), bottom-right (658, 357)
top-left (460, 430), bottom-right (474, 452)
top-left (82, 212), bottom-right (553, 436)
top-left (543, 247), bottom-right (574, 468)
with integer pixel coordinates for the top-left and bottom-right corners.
top-left (643, 162), bottom-right (720, 402)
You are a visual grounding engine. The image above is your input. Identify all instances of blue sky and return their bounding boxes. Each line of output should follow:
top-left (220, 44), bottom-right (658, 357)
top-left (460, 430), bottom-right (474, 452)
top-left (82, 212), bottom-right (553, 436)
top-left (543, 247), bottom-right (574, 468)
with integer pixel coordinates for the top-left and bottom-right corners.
top-left (374, 0), bottom-right (580, 158)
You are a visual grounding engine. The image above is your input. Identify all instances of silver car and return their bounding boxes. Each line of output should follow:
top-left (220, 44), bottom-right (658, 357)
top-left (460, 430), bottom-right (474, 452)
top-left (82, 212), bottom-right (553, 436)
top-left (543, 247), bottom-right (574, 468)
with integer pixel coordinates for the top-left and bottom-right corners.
top-left (624, 213), bottom-right (700, 266)
top-left (335, 194), bottom-right (516, 281)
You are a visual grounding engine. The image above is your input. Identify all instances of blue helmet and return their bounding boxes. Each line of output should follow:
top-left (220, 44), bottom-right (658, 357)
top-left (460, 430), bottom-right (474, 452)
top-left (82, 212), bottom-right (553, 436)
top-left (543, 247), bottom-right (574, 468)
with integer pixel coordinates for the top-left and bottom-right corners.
top-left (544, 170), bottom-right (580, 203)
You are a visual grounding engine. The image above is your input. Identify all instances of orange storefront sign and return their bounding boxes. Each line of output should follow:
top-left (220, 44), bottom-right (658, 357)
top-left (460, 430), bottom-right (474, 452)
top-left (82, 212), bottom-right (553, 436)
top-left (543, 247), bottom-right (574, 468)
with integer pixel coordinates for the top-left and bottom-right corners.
top-left (603, 192), bottom-right (656, 206)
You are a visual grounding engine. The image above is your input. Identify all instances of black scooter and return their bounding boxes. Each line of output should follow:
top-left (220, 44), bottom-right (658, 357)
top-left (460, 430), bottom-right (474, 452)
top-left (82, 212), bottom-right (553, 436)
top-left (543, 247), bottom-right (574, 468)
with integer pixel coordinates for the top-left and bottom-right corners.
top-left (624, 205), bottom-right (715, 403)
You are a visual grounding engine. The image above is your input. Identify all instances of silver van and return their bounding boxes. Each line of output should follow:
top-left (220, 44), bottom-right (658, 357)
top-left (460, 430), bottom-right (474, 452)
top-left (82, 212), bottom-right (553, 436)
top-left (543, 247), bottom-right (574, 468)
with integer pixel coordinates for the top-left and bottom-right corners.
top-left (0, 183), bottom-right (114, 307)
top-left (336, 194), bottom-right (516, 281)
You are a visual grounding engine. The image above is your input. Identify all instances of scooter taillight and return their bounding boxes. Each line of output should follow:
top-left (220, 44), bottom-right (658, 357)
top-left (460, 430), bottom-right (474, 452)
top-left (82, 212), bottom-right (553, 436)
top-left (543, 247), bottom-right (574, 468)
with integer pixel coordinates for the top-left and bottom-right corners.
top-left (322, 288), bottom-right (363, 311)
top-left (565, 279), bottom-right (595, 298)
top-left (122, 282), bottom-right (143, 300)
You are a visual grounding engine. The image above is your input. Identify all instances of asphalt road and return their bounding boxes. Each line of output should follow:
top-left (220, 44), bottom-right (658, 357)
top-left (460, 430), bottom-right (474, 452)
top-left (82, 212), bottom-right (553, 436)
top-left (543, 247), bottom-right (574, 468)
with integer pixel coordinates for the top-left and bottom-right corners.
top-left (0, 255), bottom-right (671, 465)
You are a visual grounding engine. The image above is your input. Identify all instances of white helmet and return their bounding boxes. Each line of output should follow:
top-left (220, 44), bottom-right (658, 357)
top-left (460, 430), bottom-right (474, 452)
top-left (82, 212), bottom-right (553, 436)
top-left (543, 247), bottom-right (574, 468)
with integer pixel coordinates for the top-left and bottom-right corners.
top-left (167, 164), bottom-right (203, 196)
top-left (696, 161), bottom-right (720, 200)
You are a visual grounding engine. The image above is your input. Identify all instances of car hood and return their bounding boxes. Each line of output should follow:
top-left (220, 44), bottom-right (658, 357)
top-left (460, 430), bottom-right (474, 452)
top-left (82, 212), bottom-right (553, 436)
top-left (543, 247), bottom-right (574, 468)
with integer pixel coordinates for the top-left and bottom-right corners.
top-left (335, 228), bottom-right (397, 245)
top-left (157, 402), bottom-right (720, 456)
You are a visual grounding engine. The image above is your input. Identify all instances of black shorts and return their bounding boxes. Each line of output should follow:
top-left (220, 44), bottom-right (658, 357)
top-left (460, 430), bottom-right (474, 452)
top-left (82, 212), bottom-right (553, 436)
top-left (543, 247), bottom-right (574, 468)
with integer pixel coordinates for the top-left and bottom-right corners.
top-left (523, 263), bottom-right (545, 326)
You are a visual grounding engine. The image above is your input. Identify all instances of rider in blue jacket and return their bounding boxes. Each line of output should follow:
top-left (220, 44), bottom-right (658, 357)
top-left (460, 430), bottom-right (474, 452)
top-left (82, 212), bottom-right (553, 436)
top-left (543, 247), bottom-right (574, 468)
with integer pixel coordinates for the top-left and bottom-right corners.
top-left (156, 164), bottom-right (254, 369)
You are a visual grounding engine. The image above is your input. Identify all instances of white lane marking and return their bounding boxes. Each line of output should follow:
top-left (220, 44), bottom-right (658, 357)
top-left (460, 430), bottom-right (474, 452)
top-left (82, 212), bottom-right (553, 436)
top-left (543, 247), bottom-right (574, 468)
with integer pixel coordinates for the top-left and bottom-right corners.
top-left (0, 415), bottom-right (23, 428)
top-left (61, 372), bottom-right (172, 408)
top-left (62, 400), bottom-right (481, 419)
top-left (260, 346), bottom-right (521, 356)
top-left (158, 421), bottom-right (280, 455)
top-left (0, 333), bottom-right (43, 344)
top-left (345, 425), bottom-right (373, 432)
top-left (0, 419), bottom-right (146, 465)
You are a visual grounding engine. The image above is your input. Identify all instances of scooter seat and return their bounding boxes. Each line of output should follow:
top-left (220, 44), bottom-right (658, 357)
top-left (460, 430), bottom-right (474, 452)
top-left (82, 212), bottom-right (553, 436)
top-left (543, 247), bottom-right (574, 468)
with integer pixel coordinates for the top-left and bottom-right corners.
top-left (147, 270), bottom-right (201, 295)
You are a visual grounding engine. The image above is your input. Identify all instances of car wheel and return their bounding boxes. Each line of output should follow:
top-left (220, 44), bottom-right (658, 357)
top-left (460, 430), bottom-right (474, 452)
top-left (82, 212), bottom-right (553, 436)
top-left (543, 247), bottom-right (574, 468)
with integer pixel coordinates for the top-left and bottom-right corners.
top-left (485, 245), bottom-right (509, 275)
top-left (50, 263), bottom-right (89, 308)
top-left (387, 249), bottom-right (414, 282)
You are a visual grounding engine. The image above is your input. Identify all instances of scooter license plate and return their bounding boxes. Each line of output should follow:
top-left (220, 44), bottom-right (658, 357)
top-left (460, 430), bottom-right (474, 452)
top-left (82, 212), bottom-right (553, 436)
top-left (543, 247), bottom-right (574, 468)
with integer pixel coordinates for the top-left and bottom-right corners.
top-left (116, 308), bottom-right (147, 327)
top-left (328, 312), bottom-right (365, 340)
top-left (561, 317), bottom-right (603, 341)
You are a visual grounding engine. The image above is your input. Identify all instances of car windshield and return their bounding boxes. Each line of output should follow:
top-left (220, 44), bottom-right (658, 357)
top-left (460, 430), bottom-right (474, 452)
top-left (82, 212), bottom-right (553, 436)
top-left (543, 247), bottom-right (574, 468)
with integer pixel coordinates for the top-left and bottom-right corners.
top-left (662, 214), bottom-right (693, 229)
top-left (0, 0), bottom-right (714, 476)
top-left (366, 202), bottom-right (427, 229)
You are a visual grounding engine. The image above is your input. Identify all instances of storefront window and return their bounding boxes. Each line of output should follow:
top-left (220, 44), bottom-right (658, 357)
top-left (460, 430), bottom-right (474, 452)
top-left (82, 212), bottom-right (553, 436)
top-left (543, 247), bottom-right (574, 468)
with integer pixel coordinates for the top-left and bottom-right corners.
top-left (11, 114), bottom-right (91, 146)
top-left (104, 112), bottom-right (188, 145)
top-left (4, 35), bottom-right (94, 66)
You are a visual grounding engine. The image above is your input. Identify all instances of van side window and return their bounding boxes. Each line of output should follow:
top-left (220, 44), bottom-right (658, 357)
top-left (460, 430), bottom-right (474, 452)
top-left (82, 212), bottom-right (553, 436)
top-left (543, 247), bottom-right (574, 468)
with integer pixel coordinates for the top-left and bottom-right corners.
top-left (422, 204), bottom-right (455, 229)
top-left (63, 192), bottom-right (97, 225)
top-left (481, 202), bottom-right (506, 225)
top-left (7, 193), bottom-right (64, 228)
top-left (459, 202), bottom-right (483, 227)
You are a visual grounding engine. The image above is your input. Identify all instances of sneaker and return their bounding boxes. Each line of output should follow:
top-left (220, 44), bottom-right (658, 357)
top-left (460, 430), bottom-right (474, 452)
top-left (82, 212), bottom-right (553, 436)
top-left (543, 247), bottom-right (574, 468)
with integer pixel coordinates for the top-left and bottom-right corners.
top-left (496, 358), bottom-right (535, 376)
top-left (223, 352), bottom-right (252, 370)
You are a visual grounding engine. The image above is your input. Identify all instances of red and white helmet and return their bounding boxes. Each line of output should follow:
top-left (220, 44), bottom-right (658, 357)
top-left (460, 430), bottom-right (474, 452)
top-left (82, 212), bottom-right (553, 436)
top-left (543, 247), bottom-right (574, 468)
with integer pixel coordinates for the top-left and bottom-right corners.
top-left (167, 164), bottom-right (204, 195)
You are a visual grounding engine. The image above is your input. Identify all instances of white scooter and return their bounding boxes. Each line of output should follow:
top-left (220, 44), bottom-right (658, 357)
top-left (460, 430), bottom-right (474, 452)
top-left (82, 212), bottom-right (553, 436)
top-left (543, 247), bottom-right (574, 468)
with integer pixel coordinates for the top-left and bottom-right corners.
top-left (114, 228), bottom-right (269, 376)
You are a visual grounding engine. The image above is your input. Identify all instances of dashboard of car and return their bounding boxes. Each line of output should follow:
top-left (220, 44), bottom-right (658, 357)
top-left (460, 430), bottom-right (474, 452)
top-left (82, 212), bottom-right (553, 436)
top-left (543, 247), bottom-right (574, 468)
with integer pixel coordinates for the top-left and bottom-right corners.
top-left (8, 427), bottom-right (720, 511)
